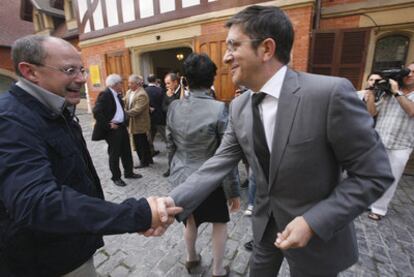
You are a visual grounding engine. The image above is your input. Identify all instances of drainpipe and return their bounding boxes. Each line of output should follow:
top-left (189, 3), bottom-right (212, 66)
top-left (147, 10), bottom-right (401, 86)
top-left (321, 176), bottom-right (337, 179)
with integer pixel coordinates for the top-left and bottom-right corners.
top-left (313, 0), bottom-right (322, 31)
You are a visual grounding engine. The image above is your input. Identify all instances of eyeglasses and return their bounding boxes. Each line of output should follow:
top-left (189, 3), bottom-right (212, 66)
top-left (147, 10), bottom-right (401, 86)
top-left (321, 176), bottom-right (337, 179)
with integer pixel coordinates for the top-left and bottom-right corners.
top-left (225, 38), bottom-right (263, 53)
top-left (34, 63), bottom-right (89, 78)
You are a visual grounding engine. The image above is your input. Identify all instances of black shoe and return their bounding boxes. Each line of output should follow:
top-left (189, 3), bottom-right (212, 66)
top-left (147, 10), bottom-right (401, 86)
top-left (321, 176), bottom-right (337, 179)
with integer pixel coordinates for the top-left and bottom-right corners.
top-left (244, 240), bottom-right (253, 251)
top-left (163, 169), bottom-right (170, 177)
top-left (125, 173), bottom-right (143, 179)
top-left (113, 179), bottom-right (127, 187)
top-left (149, 159), bottom-right (154, 164)
top-left (152, 150), bottom-right (160, 157)
top-left (134, 164), bottom-right (149, 169)
top-left (240, 180), bottom-right (249, 189)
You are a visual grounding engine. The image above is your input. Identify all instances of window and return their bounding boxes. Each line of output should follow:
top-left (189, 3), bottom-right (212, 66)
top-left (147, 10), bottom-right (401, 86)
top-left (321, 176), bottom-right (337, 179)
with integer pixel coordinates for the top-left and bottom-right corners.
top-left (67, 0), bottom-right (75, 20)
top-left (310, 29), bottom-right (369, 89)
top-left (372, 35), bottom-right (409, 71)
top-left (34, 11), bottom-right (45, 30)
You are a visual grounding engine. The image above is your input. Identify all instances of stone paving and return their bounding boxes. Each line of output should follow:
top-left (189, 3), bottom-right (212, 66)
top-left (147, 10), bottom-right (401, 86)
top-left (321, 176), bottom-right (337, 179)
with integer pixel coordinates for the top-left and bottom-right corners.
top-left (76, 110), bottom-right (414, 277)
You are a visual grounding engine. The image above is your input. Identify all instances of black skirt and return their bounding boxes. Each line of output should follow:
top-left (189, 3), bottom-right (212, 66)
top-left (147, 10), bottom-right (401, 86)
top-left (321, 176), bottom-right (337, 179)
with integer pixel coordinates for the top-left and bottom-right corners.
top-left (184, 185), bottom-right (230, 227)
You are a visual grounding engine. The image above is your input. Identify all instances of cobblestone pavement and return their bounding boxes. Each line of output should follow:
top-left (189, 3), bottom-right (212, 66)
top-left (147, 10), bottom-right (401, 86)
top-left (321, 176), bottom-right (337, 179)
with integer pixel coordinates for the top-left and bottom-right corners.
top-left (76, 111), bottom-right (414, 277)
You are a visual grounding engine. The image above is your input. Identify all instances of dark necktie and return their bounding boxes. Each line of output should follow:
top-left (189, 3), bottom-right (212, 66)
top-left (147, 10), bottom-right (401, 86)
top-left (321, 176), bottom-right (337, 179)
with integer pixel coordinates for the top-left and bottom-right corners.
top-left (252, 92), bottom-right (270, 180)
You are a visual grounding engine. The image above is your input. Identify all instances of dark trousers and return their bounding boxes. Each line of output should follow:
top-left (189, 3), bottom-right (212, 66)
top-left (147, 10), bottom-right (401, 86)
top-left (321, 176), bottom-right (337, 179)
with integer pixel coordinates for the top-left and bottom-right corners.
top-left (150, 124), bottom-right (166, 143)
top-left (105, 125), bottom-right (133, 180)
top-left (250, 217), bottom-right (338, 277)
top-left (133, 133), bottom-right (152, 166)
top-left (149, 124), bottom-right (166, 154)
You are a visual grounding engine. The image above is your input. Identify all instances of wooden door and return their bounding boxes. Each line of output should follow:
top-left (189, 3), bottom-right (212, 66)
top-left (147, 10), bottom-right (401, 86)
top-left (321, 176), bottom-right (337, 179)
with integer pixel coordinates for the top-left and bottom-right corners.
top-left (309, 28), bottom-right (370, 89)
top-left (195, 32), bottom-right (235, 102)
top-left (105, 49), bottom-right (132, 95)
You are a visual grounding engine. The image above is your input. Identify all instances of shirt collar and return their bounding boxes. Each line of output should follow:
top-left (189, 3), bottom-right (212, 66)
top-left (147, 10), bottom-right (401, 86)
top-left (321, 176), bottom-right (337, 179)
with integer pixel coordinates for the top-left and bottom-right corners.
top-left (16, 77), bottom-right (66, 114)
top-left (109, 87), bottom-right (120, 98)
top-left (256, 65), bottom-right (287, 99)
top-left (174, 85), bottom-right (180, 95)
top-left (190, 88), bottom-right (212, 98)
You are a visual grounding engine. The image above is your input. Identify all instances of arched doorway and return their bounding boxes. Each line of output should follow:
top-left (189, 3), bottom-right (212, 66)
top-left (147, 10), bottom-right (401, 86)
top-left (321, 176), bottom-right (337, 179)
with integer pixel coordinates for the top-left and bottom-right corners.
top-left (140, 47), bottom-right (192, 85)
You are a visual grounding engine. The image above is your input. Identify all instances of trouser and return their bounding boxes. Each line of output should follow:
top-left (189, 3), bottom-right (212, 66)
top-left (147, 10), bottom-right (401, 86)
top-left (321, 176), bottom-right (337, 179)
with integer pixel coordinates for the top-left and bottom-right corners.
top-left (248, 173), bottom-right (257, 206)
top-left (150, 124), bottom-right (166, 143)
top-left (250, 217), bottom-right (338, 277)
top-left (105, 125), bottom-right (134, 180)
top-left (370, 148), bottom-right (413, 216)
top-left (62, 258), bottom-right (97, 277)
top-left (133, 133), bottom-right (152, 165)
top-left (149, 124), bottom-right (166, 153)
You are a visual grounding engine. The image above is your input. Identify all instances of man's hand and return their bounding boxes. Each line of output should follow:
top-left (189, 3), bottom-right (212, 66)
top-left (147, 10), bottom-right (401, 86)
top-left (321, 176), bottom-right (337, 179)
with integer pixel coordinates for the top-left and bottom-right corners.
top-left (143, 196), bottom-right (182, 237)
top-left (274, 216), bottom-right (314, 250)
top-left (228, 197), bottom-right (241, 212)
top-left (109, 122), bottom-right (119, 129)
top-left (156, 196), bottom-right (182, 223)
top-left (166, 89), bottom-right (174, 97)
top-left (363, 89), bottom-right (375, 102)
top-left (389, 79), bottom-right (400, 95)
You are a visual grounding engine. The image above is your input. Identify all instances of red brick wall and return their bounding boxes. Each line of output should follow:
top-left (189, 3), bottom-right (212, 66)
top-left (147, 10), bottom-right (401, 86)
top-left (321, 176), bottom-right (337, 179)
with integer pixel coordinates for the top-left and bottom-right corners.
top-left (319, 15), bottom-right (360, 30)
top-left (286, 5), bottom-right (314, 71)
top-left (80, 39), bottom-right (125, 104)
top-left (0, 47), bottom-right (14, 72)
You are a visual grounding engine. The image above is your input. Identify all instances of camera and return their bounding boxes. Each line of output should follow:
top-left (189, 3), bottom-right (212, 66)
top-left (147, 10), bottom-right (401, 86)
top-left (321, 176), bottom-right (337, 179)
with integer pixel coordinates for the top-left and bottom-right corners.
top-left (369, 68), bottom-right (411, 102)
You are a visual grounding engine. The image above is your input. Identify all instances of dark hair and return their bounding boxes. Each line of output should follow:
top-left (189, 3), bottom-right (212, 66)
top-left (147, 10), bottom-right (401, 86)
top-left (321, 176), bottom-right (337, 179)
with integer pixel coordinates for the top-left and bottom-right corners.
top-left (165, 72), bottom-right (179, 82)
top-left (147, 74), bottom-right (157, 83)
top-left (11, 35), bottom-right (49, 76)
top-left (225, 5), bottom-right (294, 64)
top-left (183, 53), bottom-right (217, 90)
top-left (367, 71), bottom-right (383, 80)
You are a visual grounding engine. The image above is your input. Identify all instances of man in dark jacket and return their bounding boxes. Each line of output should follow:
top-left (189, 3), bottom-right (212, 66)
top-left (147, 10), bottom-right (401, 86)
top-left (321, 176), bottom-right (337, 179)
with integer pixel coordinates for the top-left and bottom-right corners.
top-left (145, 74), bottom-right (166, 157)
top-left (161, 72), bottom-right (182, 177)
top-left (0, 35), bottom-right (181, 277)
top-left (92, 74), bottom-right (141, 187)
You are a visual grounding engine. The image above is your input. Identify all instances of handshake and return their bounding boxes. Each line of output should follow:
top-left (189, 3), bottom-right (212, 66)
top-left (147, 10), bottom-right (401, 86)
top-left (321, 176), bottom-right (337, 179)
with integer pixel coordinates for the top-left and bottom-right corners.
top-left (143, 196), bottom-right (183, 237)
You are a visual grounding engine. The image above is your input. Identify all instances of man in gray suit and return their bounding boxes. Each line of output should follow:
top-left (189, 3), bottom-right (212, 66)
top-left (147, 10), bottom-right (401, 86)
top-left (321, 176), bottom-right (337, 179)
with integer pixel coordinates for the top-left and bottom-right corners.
top-left (154, 5), bottom-right (393, 276)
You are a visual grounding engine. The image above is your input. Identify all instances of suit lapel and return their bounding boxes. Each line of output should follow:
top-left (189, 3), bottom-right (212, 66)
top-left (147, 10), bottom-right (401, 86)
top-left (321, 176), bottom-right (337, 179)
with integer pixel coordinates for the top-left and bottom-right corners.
top-left (268, 69), bottom-right (300, 190)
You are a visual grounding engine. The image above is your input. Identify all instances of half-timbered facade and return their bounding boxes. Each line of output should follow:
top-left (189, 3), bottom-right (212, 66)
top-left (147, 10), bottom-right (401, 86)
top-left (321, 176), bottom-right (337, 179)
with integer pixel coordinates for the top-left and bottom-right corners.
top-left (74, 0), bottom-right (314, 103)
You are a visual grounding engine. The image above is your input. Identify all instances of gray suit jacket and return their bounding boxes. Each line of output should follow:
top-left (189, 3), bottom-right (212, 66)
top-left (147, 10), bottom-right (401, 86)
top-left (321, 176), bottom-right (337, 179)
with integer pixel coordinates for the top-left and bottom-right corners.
top-left (166, 90), bottom-right (239, 198)
top-left (170, 68), bottom-right (393, 273)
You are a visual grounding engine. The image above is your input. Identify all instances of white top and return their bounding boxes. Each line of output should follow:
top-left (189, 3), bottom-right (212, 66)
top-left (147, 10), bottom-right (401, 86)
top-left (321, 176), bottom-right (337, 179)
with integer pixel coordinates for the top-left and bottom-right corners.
top-left (252, 65), bottom-right (287, 152)
top-left (110, 87), bottom-right (125, 123)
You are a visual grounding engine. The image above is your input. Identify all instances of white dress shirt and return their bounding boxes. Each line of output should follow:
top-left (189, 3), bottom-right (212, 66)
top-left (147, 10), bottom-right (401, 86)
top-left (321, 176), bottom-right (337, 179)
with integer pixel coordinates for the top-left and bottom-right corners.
top-left (252, 65), bottom-right (287, 152)
top-left (109, 88), bottom-right (125, 123)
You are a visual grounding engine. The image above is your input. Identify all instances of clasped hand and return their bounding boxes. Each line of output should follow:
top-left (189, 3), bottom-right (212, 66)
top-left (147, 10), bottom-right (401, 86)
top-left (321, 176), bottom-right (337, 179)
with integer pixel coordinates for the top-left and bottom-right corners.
top-left (143, 196), bottom-right (182, 237)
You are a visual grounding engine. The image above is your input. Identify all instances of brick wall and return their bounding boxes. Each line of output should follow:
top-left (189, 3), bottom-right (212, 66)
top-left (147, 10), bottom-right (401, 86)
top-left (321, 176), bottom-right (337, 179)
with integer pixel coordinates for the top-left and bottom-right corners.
top-left (81, 39), bottom-right (125, 104)
top-left (286, 5), bottom-right (314, 71)
top-left (319, 15), bottom-right (360, 30)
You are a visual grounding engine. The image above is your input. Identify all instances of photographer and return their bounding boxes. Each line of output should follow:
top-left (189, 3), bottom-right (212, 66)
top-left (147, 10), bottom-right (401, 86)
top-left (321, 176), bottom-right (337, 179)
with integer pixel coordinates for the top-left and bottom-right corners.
top-left (365, 62), bottom-right (414, 220)
top-left (357, 72), bottom-right (383, 116)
